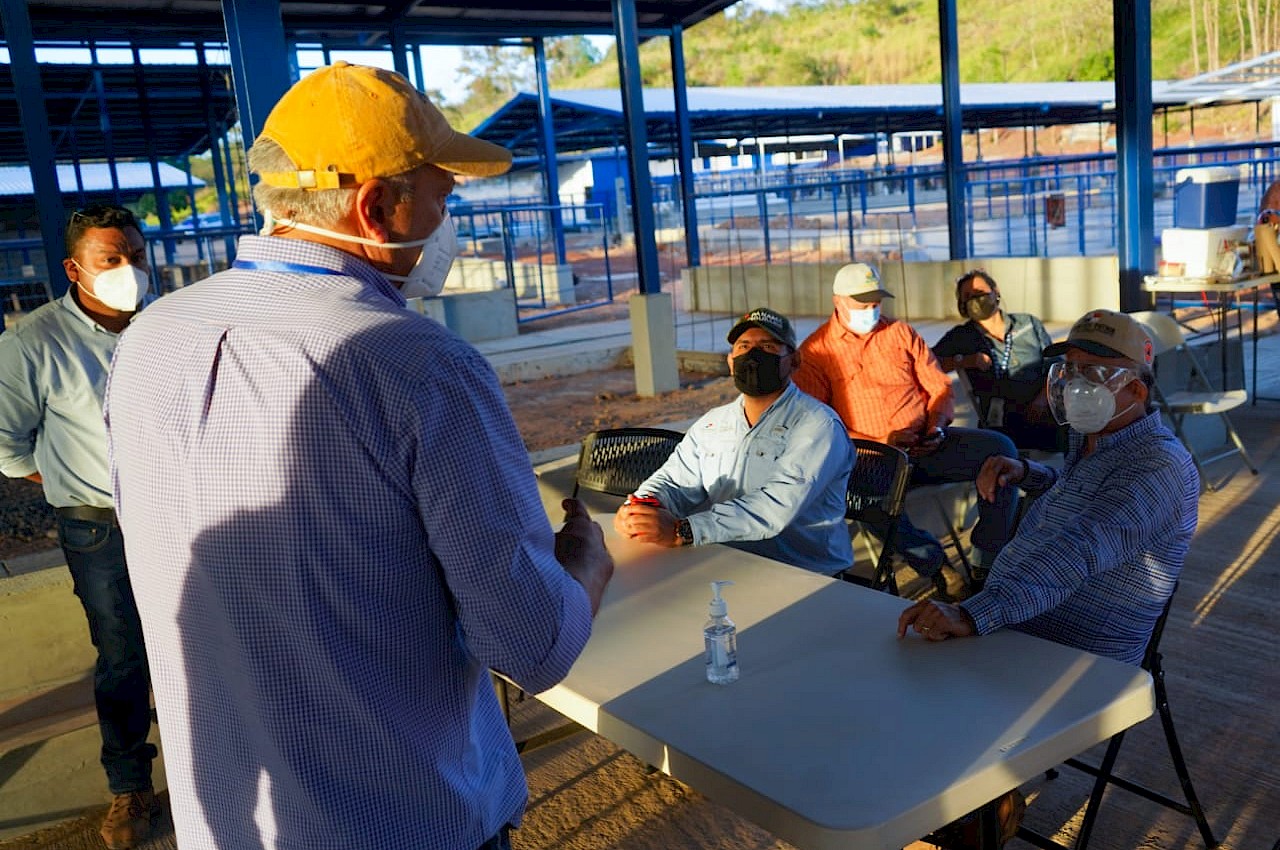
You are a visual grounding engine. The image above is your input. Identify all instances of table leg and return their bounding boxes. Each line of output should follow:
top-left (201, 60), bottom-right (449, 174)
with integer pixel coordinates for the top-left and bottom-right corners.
top-left (977, 800), bottom-right (1001, 850)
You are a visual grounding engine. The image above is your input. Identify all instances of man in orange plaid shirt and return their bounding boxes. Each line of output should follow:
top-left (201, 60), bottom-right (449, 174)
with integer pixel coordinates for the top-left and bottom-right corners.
top-left (793, 263), bottom-right (1020, 591)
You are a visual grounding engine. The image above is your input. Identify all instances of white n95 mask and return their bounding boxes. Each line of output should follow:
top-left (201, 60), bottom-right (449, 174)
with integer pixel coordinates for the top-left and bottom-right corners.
top-left (73, 261), bottom-right (149, 311)
top-left (261, 211), bottom-right (458, 299)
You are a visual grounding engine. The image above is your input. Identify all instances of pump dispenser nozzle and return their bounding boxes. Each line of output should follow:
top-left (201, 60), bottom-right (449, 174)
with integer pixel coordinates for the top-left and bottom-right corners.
top-left (709, 580), bottom-right (734, 617)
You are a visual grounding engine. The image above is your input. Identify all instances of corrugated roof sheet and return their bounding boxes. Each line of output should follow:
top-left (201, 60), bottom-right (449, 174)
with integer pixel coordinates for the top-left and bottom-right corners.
top-left (473, 81), bottom-right (1190, 155)
top-left (0, 161), bottom-right (205, 197)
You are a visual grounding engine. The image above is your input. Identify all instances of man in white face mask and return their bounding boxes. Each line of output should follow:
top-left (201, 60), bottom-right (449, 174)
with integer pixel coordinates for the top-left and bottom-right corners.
top-left (793, 262), bottom-right (1022, 597)
top-left (104, 63), bottom-right (614, 850)
top-left (0, 204), bottom-right (160, 848)
top-left (898, 309), bottom-right (1199, 669)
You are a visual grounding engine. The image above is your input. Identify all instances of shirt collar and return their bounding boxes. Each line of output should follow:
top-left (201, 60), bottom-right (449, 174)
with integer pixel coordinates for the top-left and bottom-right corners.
top-left (1069, 408), bottom-right (1165, 456)
top-left (57, 287), bottom-right (135, 335)
top-left (233, 235), bottom-right (407, 307)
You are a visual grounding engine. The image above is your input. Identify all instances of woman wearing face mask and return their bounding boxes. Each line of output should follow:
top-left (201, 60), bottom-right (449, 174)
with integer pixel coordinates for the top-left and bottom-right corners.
top-left (933, 270), bottom-right (1066, 454)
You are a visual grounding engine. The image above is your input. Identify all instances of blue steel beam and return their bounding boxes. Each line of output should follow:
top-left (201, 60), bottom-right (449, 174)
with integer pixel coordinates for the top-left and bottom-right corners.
top-left (389, 26), bottom-right (411, 79)
top-left (132, 49), bottom-right (177, 265)
top-left (0, 0), bottom-right (67, 296)
top-left (669, 24), bottom-right (701, 267)
top-left (612, 0), bottom-right (662, 295)
top-left (937, 0), bottom-right (966, 259)
top-left (221, 0), bottom-right (293, 148)
top-left (533, 38), bottom-right (568, 265)
top-left (1114, 0), bottom-right (1154, 311)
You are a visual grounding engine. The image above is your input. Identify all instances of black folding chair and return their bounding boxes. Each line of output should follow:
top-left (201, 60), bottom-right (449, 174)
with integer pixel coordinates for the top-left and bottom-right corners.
top-left (1017, 585), bottom-right (1218, 850)
top-left (838, 439), bottom-right (912, 594)
top-left (571, 427), bottom-right (685, 498)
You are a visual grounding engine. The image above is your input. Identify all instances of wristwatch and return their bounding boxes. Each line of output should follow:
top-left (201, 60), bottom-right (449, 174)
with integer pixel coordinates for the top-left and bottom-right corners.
top-left (675, 518), bottom-right (694, 547)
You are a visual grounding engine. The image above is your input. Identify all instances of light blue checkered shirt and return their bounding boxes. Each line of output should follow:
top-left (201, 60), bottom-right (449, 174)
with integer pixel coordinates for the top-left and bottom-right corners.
top-left (962, 411), bottom-right (1198, 664)
top-left (105, 236), bottom-right (592, 850)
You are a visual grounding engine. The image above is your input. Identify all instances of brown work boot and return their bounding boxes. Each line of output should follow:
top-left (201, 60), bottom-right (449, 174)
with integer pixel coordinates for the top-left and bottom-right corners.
top-left (100, 789), bottom-right (160, 849)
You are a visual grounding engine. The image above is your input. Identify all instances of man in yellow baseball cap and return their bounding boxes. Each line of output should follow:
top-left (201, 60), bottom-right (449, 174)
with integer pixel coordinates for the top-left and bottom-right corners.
top-left (105, 64), bottom-right (613, 850)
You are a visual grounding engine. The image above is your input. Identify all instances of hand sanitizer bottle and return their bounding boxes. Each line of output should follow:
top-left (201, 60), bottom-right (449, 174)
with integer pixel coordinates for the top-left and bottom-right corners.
top-left (704, 580), bottom-right (739, 685)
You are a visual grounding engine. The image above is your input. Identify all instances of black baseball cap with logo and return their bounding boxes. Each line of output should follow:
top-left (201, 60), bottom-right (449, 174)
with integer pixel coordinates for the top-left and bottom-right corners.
top-left (726, 307), bottom-right (797, 350)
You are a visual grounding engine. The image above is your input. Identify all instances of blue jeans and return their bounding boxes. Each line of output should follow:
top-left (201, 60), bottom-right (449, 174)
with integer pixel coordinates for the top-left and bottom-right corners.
top-left (57, 512), bottom-right (156, 794)
top-left (863, 427), bottom-right (1020, 575)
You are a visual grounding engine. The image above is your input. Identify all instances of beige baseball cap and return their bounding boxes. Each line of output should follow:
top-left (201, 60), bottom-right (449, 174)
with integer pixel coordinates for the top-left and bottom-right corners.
top-left (1043, 309), bottom-right (1154, 367)
top-left (832, 262), bottom-right (894, 302)
top-left (255, 61), bottom-right (512, 190)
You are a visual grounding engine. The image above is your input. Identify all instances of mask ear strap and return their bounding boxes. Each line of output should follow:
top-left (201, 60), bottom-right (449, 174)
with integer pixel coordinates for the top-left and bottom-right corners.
top-left (259, 210), bottom-right (276, 236)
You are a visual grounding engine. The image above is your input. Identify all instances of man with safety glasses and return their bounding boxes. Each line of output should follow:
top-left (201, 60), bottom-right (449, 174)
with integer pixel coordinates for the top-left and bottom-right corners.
top-left (898, 309), bottom-right (1199, 667)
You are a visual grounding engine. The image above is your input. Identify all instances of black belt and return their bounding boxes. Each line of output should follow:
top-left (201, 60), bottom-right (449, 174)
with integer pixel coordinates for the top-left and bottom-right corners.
top-left (55, 505), bottom-right (117, 525)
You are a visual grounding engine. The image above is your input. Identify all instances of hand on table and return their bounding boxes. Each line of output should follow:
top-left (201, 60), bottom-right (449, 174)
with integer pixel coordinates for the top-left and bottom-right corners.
top-left (556, 498), bottom-right (614, 615)
top-left (613, 499), bottom-right (679, 547)
top-left (897, 598), bottom-right (977, 641)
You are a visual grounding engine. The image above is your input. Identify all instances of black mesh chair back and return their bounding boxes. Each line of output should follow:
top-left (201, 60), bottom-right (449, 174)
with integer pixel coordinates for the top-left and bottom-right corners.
top-left (1017, 582), bottom-right (1218, 850)
top-left (572, 428), bottom-right (685, 498)
top-left (841, 439), bottom-right (911, 593)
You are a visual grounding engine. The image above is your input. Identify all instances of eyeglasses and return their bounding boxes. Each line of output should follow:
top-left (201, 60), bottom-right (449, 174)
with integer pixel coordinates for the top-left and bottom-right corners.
top-left (1048, 361), bottom-right (1136, 387)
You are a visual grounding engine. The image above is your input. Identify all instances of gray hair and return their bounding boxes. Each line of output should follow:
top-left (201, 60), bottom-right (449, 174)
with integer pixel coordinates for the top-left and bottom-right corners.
top-left (248, 137), bottom-right (417, 228)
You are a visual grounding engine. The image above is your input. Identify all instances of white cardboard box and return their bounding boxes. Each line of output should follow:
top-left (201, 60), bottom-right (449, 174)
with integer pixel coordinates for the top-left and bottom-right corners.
top-left (1160, 226), bottom-right (1247, 277)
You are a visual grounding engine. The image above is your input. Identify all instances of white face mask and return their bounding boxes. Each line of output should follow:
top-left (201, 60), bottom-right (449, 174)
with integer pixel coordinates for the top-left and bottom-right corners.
top-left (1047, 363), bottom-right (1138, 434)
top-left (261, 210), bottom-right (458, 300)
top-left (844, 304), bottom-right (880, 335)
top-left (73, 261), bottom-right (148, 311)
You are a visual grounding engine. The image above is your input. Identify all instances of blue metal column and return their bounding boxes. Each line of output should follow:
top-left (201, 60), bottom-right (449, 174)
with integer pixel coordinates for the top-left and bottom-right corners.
top-left (937, 0), bottom-right (967, 259)
top-left (669, 24), bottom-right (700, 267)
top-left (221, 0), bottom-right (293, 147)
top-left (0, 0), bottom-right (67, 296)
top-left (389, 26), bottom-right (410, 79)
top-left (1114, 0), bottom-right (1154, 311)
top-left (612, 0), bottom-right (662, 295)
top-left (90, 63), bottom-right (122, 205)
top-left (132, 49), bottom-right (177, 265)
top-left (612, 0), bottom-right (677, 398)
top-left (533, 38), bottom-right (567, 265)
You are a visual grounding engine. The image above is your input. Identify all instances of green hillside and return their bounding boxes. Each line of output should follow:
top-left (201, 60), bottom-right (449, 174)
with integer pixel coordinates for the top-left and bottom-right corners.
top-left (458, 0), bottom-right (1268, 131)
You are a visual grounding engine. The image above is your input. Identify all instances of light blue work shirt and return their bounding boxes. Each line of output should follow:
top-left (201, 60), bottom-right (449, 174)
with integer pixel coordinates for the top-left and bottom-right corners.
top-left (0, 290), bottom-right (127, 509)
top-left (637, 381), bottom-right (855, 574)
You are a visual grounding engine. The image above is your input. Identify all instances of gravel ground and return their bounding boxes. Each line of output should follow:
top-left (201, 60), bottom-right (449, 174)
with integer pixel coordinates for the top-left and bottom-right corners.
top-left (0, 476), bottom-right (57, 561)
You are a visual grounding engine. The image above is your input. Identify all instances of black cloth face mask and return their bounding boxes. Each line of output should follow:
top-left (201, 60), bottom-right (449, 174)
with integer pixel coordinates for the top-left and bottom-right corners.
top-left (964, 293), bottom-right (999, 321)
top-left (732, 348), bottom-right (786, 397)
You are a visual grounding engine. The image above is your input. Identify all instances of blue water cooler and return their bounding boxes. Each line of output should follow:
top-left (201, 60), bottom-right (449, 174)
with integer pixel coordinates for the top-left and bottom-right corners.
top-left (1173, 166), bottom-right (1241, 229)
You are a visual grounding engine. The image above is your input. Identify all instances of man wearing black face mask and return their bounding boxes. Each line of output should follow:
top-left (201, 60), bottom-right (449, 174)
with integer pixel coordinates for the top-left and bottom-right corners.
top-left (614, 307), bottom-right (854, 574)
top-left (933, 270), bottom-right (1065, 454)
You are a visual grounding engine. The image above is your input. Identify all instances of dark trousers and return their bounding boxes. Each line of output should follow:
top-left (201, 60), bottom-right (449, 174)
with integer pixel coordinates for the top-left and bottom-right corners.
top-left (861, 427), bottom-right (1020, 575)
top-left (57, 512), bottom-right (156, 794)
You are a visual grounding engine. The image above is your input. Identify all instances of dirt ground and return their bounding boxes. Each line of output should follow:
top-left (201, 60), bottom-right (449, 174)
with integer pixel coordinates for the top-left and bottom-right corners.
top-left (0, 368), bottom-right (733, 562)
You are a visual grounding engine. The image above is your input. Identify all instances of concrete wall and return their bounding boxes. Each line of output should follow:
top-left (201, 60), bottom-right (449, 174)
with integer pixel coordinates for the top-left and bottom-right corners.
top-left (683, 256), bottom-right (1123, 322)
top-left (447, 257), bottom-right (575, 306)
top-left (0, 568), bottom-right (94, 701)
top-left (406, 287), bottom-right (518, 343)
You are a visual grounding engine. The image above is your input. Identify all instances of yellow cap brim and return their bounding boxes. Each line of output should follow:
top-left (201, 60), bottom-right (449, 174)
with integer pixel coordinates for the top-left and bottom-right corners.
top-left (433, 130), bottom-right (513, 177)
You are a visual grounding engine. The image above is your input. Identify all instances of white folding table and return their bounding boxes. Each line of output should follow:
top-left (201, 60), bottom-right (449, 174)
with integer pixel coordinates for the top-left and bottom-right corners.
top-left (530, 458), bottom-right (1154, 850)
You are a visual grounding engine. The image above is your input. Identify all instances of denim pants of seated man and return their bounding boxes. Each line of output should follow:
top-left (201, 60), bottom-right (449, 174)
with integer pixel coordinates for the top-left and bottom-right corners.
top-left (57, 514), bottom-right (157, 794)
top-left (860, 426), bottom-right (1020, 577)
